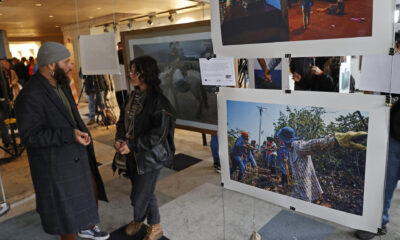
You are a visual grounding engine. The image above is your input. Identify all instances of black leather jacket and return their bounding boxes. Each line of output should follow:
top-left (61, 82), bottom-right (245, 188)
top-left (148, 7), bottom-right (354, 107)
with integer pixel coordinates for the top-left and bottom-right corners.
top-left (116, 89), bottom-right (176, 175)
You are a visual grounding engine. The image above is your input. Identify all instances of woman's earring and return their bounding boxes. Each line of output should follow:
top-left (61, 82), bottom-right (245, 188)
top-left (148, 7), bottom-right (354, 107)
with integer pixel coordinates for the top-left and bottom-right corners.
top-left (51, 71), bottom-right (55, 77)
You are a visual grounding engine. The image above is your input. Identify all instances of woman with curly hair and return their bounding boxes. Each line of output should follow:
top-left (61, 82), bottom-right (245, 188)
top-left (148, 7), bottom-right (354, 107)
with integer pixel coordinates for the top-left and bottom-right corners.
top-left (114, 56), bottom-right (176, 240)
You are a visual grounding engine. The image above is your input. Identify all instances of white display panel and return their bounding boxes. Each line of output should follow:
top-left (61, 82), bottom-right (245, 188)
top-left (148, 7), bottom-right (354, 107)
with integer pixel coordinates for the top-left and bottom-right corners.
top-left (360, 55), bottom-right (400, 94)
top-left (211, 0), bottom-right (393, 58)
top-left (218, 87), bottom-right (389, 232)
top-left (79, 33), bottom-right (120, 75)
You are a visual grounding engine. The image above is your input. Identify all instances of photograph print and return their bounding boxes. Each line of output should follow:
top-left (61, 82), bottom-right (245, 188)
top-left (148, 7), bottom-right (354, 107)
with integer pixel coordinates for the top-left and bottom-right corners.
top-left (132, 38), bottom-right (217, 125)
top-left (227, 100), bottom-right (369, 215)
top-left (219, 0), bottom-right (373, 45)
top-left (254, 58), bottom-right (282, 89)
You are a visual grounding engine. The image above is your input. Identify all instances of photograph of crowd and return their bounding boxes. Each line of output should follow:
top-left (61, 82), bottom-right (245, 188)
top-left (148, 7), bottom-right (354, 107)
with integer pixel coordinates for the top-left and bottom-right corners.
top-left (254, 58), bottom-right (282, 89)
top-left (219, 0), bottom-right (373, 45)
top-left (132, 39), bottom-right (217, 125)
top-left (227, 100), bottom-right (369, 215)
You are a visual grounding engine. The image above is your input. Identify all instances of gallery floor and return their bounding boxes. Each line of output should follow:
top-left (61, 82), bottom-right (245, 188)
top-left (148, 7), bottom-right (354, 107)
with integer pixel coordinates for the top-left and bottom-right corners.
top-left (0, 103), bottom-right (399, 239)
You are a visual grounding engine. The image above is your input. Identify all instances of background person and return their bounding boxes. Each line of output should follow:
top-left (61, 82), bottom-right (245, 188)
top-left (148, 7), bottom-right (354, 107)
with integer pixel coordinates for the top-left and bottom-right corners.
top-left (355, 98), bottom-right (400, 239)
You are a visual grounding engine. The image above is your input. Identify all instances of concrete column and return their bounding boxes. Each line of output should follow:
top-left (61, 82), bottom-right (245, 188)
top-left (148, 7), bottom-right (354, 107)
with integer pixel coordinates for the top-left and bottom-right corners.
top-left (0, 30), bottom-right (11, 59)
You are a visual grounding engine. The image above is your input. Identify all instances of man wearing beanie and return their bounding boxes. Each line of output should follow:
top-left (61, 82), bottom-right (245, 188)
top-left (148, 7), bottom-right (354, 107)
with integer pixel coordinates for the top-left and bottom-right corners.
top-left (14, 42), bottom-right (109, 240)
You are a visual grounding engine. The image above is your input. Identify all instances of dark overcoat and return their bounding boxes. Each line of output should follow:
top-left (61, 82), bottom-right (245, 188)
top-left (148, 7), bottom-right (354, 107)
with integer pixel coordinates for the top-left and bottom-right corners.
top-left (15, 72), bottom-right (107, 235)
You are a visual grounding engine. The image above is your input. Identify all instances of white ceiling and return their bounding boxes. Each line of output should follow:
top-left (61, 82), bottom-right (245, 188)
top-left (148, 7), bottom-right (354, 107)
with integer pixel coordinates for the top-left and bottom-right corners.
top-left (0, 0), bottom-right (201, 37)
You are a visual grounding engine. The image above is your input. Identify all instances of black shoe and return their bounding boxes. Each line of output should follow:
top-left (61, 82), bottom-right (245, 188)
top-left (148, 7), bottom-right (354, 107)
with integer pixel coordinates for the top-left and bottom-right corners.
top-left (355, 226), bottom-right (386, 240)
top-left (214, 163), bottom-right (221, 173)
top-left (78, 225), bottom-right (110, 240)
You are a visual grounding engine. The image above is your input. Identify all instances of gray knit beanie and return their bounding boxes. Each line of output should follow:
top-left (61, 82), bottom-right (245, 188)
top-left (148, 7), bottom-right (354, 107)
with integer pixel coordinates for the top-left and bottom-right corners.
top-left (37, 42), bottom-right (71, 66)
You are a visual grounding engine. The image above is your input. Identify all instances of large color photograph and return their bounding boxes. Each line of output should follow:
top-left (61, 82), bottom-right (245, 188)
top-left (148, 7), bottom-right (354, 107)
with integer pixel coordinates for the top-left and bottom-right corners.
top-left (227, 100), bottom-right (369, 215)
top-left (132, 39), bottom-right (217, 125)
top-left (219, 0), bottom-right (373, 45)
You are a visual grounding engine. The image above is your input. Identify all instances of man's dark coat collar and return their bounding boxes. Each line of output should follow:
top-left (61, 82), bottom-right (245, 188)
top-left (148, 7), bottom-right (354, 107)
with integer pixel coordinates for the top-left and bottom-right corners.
top-left (35, 71), bottom-right (76, 127)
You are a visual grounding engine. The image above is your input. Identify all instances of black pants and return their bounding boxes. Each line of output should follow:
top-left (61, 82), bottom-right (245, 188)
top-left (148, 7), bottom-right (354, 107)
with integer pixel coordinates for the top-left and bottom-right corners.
top-left (130, 169), bottom-right (161, 225)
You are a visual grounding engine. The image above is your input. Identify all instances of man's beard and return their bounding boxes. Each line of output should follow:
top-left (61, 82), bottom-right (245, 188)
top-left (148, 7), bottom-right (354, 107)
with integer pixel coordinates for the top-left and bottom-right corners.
top-left (53, 64), bottom-right (70, 87)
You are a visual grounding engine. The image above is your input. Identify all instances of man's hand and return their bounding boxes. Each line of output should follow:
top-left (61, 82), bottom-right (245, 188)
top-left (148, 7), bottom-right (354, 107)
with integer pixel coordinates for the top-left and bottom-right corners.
top-left (119, 142), bottom-right (131, 155)
top-left (335, 131), bottom-right (368, 151)
top-left (74, 129), bottom-right (91, 146)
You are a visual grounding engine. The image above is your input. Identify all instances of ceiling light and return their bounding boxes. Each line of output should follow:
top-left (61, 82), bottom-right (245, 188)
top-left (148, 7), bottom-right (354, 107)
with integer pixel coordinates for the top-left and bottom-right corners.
top-left (35, 3), bottom-right (42, 7)
top-left (55, 25), bottom-right (60, 28)
top-left (113, 23), bottom-right (118, 32)
top-left (96, 7), bottom-right (101, 10)
top-left (89, 16), bottom-right (93, 19)
top-left (103, 24), bottom-right (109, 32)
top-left (49, 15), bottom-right (54, 18)
top-left (127, 19), bottom-right (134, 29)
top-left (147, 13), bottom-right (156, 26)
top-left (0, 13), bottom-right (3, 16)
top-left (168, 10), bottom-right (176, 22)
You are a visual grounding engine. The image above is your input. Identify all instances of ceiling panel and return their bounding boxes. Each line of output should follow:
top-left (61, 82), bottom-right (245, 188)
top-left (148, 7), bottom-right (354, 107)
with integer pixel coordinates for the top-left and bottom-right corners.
top-left (0, 0), bottom-right (198, 37)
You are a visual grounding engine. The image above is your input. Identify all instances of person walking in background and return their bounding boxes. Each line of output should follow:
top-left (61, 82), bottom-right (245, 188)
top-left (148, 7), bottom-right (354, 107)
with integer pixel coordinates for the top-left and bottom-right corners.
top-left (12, 58), bottom-right (29, 86)
top-left (83, 74), bottom-right (97, 125)
top-left (302, 0), bottom-right (313, 30)
top-left (354, 99), bottom-right (400, 239)
top-left (114, 56), bottom-right (176, 240)
top-left (15, 42), bottom-right (109, 240)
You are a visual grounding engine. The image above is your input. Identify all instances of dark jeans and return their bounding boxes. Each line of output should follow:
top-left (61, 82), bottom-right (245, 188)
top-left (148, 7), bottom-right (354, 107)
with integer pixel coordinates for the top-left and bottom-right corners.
top-left (382, 136), bottom-right (400, 226)
top-left (210, 135), bottom-right (220, 165)
top-left (303, 7), bottom-right (310, 27)
top-left (130, 168), bottom-right (161, 225)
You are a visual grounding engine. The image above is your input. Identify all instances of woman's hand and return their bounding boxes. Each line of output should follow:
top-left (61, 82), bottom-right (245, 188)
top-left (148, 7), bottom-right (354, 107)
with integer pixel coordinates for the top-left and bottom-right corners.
top-left (114, 140), bottom-right (124, 151)
top-left (119, 142), bottom-right (131, 155)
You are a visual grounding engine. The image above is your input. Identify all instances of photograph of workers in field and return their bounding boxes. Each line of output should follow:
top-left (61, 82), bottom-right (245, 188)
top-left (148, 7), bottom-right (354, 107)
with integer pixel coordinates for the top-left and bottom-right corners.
top-left (227, 100), bottom-right (368, 215)
top-left (219, 0), bottom-right (372, 45)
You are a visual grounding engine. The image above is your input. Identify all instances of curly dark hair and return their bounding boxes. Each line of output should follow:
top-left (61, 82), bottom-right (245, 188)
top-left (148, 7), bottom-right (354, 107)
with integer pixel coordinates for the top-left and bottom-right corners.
top-left (130, 56), bottom-right (162, 93)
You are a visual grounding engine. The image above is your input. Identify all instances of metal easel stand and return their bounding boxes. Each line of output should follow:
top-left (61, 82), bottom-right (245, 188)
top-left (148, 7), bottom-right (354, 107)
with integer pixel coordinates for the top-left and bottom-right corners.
top-left (0, 172), bottom-right (10, 216)
top-left (0, 117), bottom-right (25, 162)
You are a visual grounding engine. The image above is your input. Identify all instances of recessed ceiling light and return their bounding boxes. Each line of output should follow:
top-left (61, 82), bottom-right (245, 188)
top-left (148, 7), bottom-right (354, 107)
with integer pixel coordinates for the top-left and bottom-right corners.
top-left (96, 7), bottom-right (101, 10)
top-left (49, 15), bottom-right (54, 18)
top-left (35, 3), bottom-right (42, 7)
top-left (89, 16), bottom-right (93, 19)
top-left (55, 25), bottom-right (60, 28)
top-left (0, 13), bottom-right (3, 16)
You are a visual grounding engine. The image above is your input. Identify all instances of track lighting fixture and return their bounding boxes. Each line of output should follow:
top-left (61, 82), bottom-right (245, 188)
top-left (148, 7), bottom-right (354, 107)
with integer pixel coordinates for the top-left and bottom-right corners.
top-left (147, 13), bottom-right (156, 26)
top-left (103, 24), bottom-right (109, 32)
top-left (168, 10), bottom-right (176, 22)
